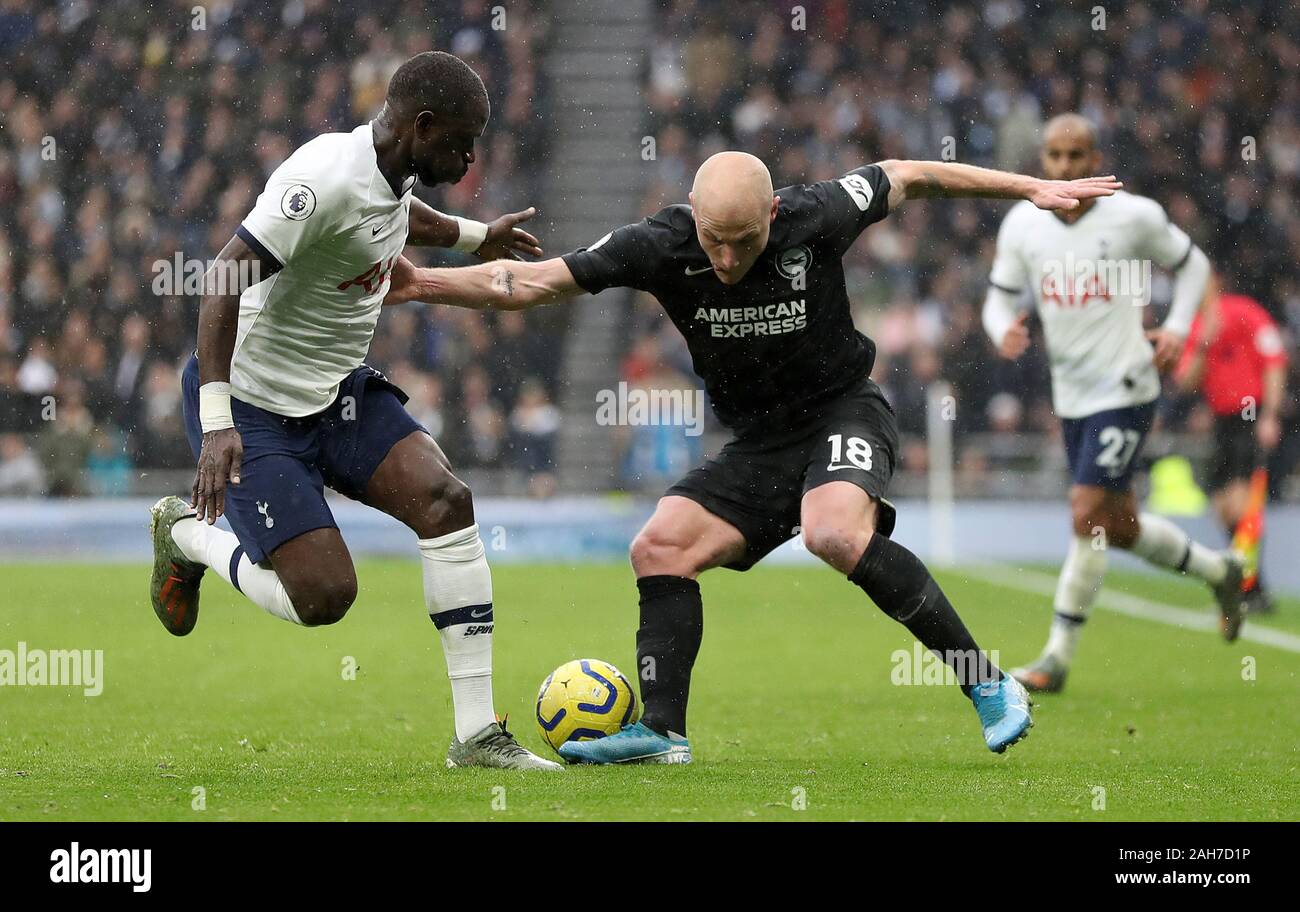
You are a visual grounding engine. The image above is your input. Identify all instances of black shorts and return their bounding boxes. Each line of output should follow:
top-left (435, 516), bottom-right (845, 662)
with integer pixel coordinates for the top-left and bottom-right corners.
top-left (1209, 413), bottom-right (1262, 491)
top-left (666, 378), bottom-right (899, 571)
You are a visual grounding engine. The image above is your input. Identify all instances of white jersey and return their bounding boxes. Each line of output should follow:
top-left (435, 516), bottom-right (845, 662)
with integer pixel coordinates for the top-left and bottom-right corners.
top-left (988, 191), bottom-right (1194, 418)
top-left (233, 124), bottom-right (411, 416)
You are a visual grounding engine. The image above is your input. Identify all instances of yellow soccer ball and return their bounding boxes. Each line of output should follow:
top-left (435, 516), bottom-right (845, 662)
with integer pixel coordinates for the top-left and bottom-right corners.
top-left (535, 658), bottom-right (639, 753)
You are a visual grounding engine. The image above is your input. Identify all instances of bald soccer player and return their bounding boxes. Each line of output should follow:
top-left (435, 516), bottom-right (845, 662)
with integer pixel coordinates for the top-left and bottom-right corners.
top-left (984, 114), bottom-right (1245, 694)
top-left (387, 151), bottom-right (1122, 762)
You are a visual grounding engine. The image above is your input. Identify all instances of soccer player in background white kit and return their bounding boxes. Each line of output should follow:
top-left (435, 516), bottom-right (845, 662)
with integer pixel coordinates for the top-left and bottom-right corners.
top-left (147, 52), bottom-right (561, 769)
top-left (983, 114), bottom-right (1245, 694)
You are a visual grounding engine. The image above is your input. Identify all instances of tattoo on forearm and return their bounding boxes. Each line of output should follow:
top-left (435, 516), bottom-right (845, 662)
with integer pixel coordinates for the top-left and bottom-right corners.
top-left (490, 265), bottom-right (516, 297)
top-left (913, 169), bottom-right (945, 197)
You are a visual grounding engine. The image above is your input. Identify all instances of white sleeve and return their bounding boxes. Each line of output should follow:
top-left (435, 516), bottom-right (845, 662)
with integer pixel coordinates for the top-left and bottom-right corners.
top-left (983, 285), bottom-right (1022, 346)
top-left (988, 208), bottom-right (1029, 294)
top-left (1136, 199), bottom-right (1209, 336)
top-left (1136, 199), bottom-right (1195, 271)
top-left (984, 211), bottom-right (1028, 344)
top-left (1164, 244), bottom-right (1210, 336)
top-left (238, 147), bottom-right (349, 266)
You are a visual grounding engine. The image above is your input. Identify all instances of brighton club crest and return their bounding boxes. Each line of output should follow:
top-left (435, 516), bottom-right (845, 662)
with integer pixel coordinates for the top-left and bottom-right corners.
top-left (775, 244), bottom-right (812, 280)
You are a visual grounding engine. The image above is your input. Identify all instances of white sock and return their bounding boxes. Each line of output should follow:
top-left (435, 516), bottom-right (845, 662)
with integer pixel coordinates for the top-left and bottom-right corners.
top-left (1130, 513), bottom-right (1226, 584)
top-left (171, 517), bottom-right (303, 624)
top-left (420, 522), bottom-right (496, 742)
top-left (1045, 534), bottom-right (1107, 664)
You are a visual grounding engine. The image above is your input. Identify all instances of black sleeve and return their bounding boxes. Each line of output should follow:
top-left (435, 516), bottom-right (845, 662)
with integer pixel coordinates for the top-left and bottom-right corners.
top-left (561, 220), bottom-right (658, 294)
top-left (802, 164), bottom-right (892, 254)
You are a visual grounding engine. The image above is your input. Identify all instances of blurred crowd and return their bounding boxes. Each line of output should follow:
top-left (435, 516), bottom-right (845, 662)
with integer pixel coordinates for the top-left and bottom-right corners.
top-left (0, 0), bottom-right (561, 497)
top-left (631, 0), bottom-right (1300, 492)
top-left (5, 0), bottom-right (1300, 498)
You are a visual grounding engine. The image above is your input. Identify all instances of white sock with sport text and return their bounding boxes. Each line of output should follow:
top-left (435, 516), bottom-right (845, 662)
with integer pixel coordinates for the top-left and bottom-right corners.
top-left (420, 523), bottom-right (496, 742)
top-left (1130, 513), bottom-right (1227, 584)
top-left (1046, 534), bottom-right (1107, 665)
top-left (170, 517), bottom-right (303, 624)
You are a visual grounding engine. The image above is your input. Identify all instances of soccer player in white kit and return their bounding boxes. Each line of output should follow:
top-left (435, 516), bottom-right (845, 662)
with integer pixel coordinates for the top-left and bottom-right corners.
top-left (147, 52), bottom-right (561, 769)
top-left (983, 114), bottom-right (1245, 693)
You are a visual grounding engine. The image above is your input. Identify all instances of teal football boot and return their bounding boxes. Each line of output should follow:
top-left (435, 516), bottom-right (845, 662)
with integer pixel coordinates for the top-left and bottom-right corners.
top-left (969, 675), bottom-right (1033, 753)
top-left (557, 721), bottom-right (691, 765)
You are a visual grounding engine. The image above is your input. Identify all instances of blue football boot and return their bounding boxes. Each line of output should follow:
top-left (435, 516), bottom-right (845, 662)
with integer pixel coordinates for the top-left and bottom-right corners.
top-left (558, 721), bottom-right (691, 765)
top-left (969, 675), bottom-right (1033, 753)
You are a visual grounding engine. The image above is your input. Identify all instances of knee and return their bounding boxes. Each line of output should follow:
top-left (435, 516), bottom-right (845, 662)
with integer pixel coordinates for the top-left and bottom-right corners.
top-left (1072, 508), bottom-right (1137, 550)
top-left (630, 527), bottom-right (694, 577)
top-left (433, 473), bottom-right (474, 519)
top-left (801, 523), bottom-right (872, 575)
top-left (1107, 512), bottom-right (1140, 549)
top-left (1070, 491), bottom-right (1105, 539)
top-left (289, 572), bottom-right (358, 626)
top-left (1070, 505), bottom-right (1095, 539)
top-left (416, 473), bottom-right (475, 537)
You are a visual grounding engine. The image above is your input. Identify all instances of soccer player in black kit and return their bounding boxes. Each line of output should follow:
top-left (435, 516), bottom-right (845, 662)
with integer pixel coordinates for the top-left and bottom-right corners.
top-left (386, 151), bottom-right (1121, 763)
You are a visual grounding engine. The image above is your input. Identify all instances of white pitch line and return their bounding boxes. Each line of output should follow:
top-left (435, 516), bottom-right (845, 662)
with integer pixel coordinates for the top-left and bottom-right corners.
top-left (961, 565), bottom-right (1300, 655)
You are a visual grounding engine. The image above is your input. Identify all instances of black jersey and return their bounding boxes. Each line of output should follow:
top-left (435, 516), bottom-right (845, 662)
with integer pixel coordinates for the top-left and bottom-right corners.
top-left (562, 164), bottom-right (892, 433)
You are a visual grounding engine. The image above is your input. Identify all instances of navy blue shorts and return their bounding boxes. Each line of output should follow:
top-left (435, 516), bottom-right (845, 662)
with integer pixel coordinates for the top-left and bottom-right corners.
top-left (1061, 401), bottom-right (1157, 490)
top-left (182, 354), bottom-right (425, 563)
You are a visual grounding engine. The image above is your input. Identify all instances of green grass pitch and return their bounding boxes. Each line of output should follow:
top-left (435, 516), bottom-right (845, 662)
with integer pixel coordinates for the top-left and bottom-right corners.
top-left (2, 560), bottom-right (1296, 821)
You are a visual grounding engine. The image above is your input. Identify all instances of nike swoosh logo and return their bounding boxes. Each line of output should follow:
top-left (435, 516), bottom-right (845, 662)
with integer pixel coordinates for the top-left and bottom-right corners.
top-left (372, 223), bottom-right (384, 236)
top-left (470, 607), bottom-right (491, 618)
top-left (825, 464), bottom-right (861, 472)
top-left (684, 265), bottom-right (713, 275)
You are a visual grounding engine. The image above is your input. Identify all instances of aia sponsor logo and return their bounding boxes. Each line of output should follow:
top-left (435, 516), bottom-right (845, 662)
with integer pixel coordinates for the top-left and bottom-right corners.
top-left (1040, 269), bottom-right (1112, 309)
top-left (338, 256), bottom-right (397, 295)
top-left (1040, 253), bottom-right (1151, 308)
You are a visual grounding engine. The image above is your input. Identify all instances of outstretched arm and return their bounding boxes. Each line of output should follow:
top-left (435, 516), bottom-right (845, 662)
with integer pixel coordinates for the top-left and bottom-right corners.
top-left (384, 254), bottom-right (584, 311)
top-left (877, 160), bottom-right (1121, 212)
top-left (407, 197), bottom-right (543, 260)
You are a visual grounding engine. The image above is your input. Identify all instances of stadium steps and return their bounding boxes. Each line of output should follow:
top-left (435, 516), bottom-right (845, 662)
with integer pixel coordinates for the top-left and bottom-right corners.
top-left (549, 53), bottom-right (644, 80)
top-left (542, 0), bottom-right (652, 492)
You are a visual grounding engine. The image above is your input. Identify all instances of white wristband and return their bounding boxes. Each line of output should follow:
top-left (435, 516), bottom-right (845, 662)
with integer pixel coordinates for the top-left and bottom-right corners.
top-left (199, 382), bottom-right (235, 433)
top-left (452, 216), bottom-right (489, 254)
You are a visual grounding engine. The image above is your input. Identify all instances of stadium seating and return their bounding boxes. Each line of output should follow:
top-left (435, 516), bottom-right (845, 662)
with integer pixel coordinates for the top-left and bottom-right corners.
top-left (1, 0), bottom-right (1296, 498)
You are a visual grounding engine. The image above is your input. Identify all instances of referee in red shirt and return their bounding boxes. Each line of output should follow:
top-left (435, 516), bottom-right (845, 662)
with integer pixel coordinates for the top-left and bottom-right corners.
top-left (1177, 288), bottom-right (1289, 611)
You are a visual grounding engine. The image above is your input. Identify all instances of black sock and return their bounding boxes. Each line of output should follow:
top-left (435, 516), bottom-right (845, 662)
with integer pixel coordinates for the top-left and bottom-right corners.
top-left (849, 535), bottom-right (1000, 696)
top-left (635, 575), bottom-right (703, 736)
